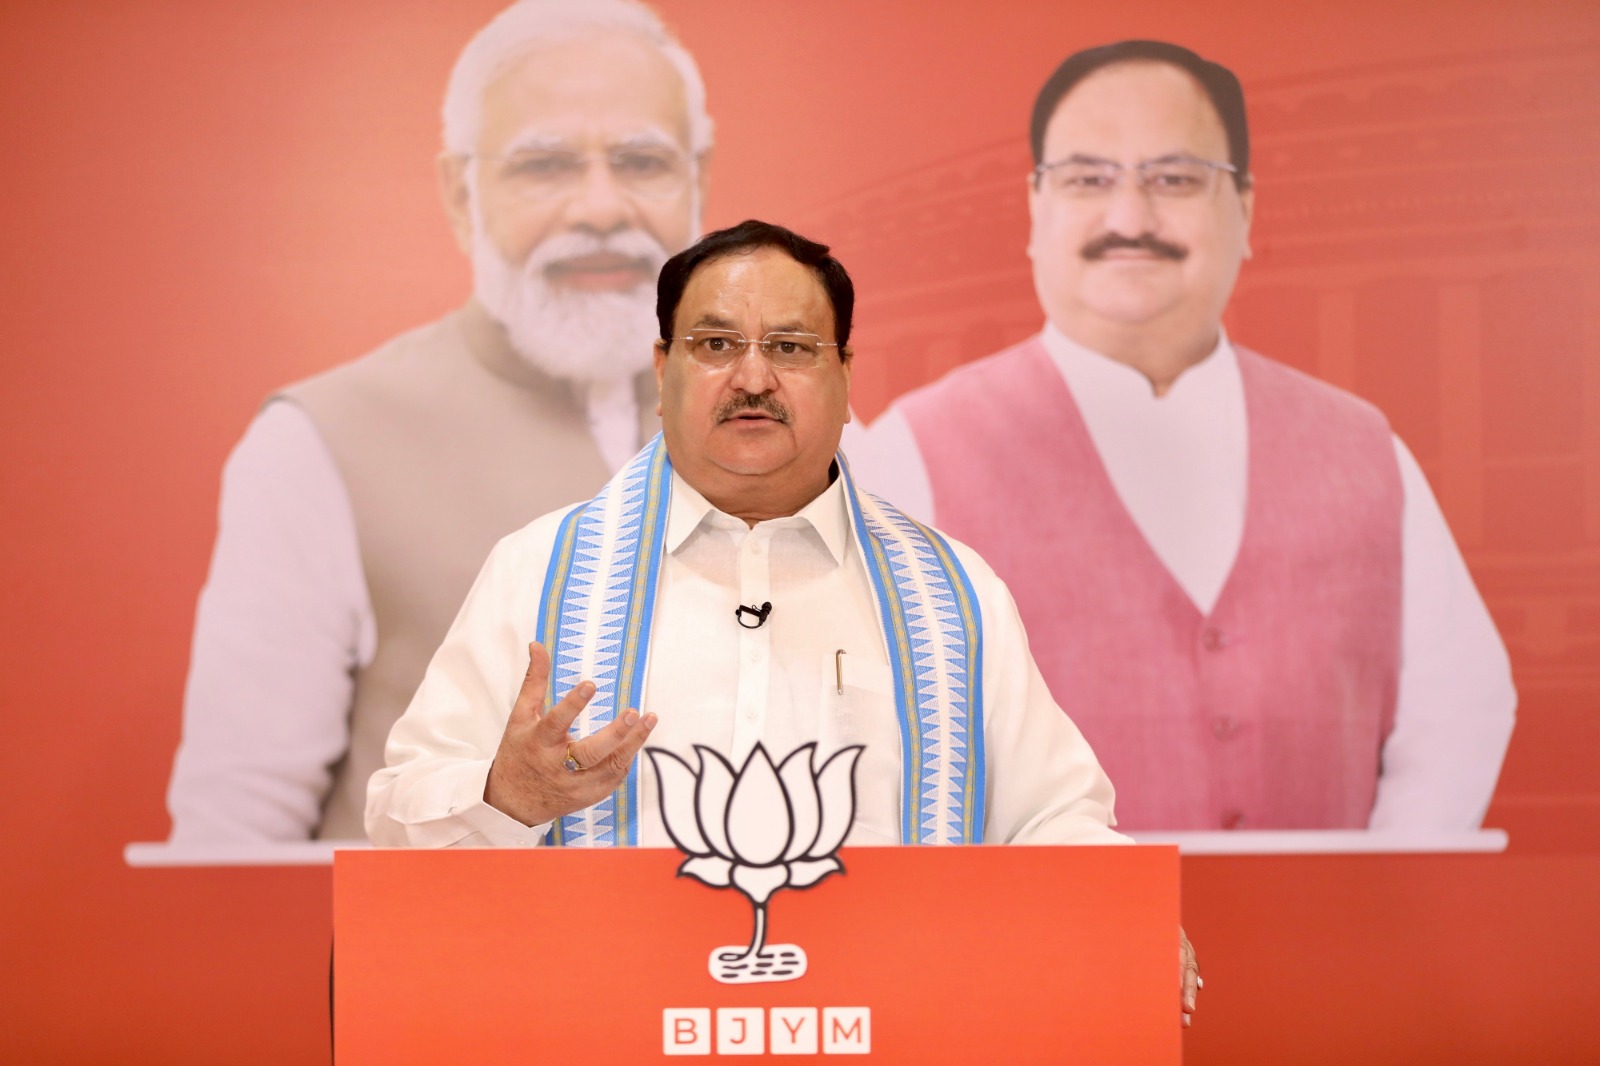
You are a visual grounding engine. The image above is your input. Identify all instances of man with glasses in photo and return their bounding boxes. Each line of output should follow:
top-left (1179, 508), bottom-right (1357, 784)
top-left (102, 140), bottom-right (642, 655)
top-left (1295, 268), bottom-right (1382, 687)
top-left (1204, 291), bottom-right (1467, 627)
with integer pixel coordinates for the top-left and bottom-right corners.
top-left (166, 0), bottom-right (712, 843)
top-left (851, 40), bottom-right (1515, 832)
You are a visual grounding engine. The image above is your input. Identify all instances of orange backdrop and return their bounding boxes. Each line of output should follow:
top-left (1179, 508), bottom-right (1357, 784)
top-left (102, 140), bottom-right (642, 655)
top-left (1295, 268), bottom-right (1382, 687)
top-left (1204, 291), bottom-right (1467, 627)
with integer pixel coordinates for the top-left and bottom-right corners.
top-left (2, 0), bottom-right (1597, 1060)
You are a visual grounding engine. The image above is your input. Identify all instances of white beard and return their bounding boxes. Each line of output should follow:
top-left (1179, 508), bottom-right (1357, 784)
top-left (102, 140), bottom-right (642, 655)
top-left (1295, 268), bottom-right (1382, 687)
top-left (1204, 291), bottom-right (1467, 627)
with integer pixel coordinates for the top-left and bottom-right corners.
top-left (471, 226), bottom-right (668, 386)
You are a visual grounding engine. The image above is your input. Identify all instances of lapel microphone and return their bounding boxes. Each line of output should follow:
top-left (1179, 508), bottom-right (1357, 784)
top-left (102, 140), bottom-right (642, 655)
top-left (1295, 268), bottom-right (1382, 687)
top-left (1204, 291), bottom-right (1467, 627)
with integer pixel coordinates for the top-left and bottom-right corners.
top-left (735, 601), bottom-right (773, 629)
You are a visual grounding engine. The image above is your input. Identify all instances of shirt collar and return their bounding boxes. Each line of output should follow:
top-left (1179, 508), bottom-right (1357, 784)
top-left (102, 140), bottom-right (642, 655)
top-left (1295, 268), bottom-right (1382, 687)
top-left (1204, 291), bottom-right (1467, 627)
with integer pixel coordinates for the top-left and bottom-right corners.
top-left (664, 465), bottom-right (851, 566)
top-left (1040, 321), bottom-right (1237, 401)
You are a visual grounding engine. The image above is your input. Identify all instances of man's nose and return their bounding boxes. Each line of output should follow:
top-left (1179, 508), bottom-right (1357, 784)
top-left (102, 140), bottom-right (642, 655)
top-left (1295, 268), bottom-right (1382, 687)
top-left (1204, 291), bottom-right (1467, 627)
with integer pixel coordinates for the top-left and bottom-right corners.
top-left (1100, 175), bottom-right (1160, 238)
top-left (561, 158), bottom-right (634, 232)
top-left (727, 342), bottom-right (779, 393)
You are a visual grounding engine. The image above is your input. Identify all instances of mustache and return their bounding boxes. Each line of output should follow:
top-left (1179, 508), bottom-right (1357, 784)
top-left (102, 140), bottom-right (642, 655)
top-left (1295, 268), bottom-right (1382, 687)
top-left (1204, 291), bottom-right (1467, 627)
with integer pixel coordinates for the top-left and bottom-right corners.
top-left (1081, 232), bottom-right (1188, 261)
top-left (715, 392), bottom-right (790, 424)
top-left (524, 227), bottom-right (670, 277)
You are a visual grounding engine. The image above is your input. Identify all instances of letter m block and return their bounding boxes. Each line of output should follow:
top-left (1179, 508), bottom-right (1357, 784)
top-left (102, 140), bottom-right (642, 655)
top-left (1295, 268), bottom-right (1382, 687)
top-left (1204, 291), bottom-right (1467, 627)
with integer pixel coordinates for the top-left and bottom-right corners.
top-left (823, 1007), bottom-right (871, 1054)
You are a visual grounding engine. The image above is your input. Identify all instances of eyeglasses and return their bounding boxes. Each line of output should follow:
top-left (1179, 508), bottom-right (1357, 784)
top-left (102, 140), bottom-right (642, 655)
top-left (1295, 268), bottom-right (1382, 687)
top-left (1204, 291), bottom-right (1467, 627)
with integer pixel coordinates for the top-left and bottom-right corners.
top-left (671, 329), bottom-right (840, 370)
top-left (1033, 155), bottom-right (1239, 199)
top-left (472, 145), bottom-right (693, 201)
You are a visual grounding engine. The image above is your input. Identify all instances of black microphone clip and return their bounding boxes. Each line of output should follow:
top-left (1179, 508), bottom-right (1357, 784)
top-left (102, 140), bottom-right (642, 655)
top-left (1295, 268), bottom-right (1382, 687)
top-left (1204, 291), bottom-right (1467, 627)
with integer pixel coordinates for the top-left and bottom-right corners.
top-left (735, 601), bottom-right (773, 629)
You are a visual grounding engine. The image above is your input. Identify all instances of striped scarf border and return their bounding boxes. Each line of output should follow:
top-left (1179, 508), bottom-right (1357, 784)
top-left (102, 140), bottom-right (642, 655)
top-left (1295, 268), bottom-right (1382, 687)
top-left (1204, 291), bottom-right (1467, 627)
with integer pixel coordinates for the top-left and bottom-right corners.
top-left (840, 458), bottom-right (987, 844)
top-left (535, 436), bottom-right (671, 846)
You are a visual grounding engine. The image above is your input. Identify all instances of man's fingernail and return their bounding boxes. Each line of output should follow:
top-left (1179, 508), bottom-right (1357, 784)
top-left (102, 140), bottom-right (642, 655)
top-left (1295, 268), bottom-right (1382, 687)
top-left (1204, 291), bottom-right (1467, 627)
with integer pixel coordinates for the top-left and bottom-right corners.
top-left (1182, 1015), bottom-right (1191, 1028)
top-left (643, 711), bottom-right (659, 729)
top-left (621, 708), bottom-right (639, 726)
top-left (1196, 977), bottom-right (1204, 990)
top-left (577, 682), bottom-right (595, 699)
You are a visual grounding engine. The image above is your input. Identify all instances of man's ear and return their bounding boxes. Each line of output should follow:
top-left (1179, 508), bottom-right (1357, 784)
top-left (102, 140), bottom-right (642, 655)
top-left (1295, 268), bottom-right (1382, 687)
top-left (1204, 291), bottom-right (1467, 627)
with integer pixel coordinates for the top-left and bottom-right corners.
top-left (1024, 172), bottom-right (1042, 263)
top-left (1238, 181), bottom-right (1255, 260)
top-left (437, 151), bottom-right (474, 256)
top-left (653, 341), bottom-right (669, 416)
top-left (840, 346), bottom-right (853, 423)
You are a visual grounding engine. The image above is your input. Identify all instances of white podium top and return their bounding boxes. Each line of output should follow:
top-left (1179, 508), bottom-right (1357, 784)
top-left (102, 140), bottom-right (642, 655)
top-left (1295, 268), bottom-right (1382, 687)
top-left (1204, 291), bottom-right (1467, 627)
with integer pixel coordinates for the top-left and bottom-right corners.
top-left (123, 840), bottom-right (368, 867)
top-left (123, 829), bottom-right (1507, 867)
top-left (1126, 829), bottom-right (1508, 854)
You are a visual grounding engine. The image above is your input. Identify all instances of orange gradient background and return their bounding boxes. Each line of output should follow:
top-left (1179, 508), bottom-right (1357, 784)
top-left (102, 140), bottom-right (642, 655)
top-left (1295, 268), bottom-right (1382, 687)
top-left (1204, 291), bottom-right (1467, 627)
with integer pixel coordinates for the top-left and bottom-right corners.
top-left (2, 1), bottom-right (1597, 1061)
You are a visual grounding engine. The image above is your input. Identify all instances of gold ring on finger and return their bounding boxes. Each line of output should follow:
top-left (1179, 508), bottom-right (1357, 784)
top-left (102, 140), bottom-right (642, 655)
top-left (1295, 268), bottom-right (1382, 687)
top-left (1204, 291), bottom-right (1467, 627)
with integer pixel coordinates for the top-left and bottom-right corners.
top-left (563, 743), bottom-right (587, 774)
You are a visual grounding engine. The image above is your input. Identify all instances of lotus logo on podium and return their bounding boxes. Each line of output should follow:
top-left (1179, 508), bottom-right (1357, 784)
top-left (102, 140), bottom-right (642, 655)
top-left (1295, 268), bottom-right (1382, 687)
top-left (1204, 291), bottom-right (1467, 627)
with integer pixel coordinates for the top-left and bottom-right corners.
top-left (648, 742), bottom-right (863, 985)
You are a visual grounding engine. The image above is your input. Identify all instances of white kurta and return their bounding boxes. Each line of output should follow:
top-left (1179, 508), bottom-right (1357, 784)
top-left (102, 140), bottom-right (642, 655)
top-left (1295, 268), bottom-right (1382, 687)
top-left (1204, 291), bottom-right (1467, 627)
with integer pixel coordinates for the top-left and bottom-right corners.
top-left (366, 471), bottom-right (1126, 849)
top-left (846, 325), bottom-right (1517, 832)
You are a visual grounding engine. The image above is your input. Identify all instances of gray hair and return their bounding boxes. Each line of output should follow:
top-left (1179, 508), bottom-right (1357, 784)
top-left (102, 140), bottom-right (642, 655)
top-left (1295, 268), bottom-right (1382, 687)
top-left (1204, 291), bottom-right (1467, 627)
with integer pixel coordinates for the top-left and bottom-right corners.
top-left (441, 0), bottom-right (713, 157)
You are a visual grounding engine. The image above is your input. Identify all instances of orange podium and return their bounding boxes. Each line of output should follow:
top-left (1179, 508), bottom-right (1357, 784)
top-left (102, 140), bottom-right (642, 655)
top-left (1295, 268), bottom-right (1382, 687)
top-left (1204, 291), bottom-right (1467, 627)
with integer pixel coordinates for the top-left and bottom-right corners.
top-left (334, 844), bottom-right (1179, 1064)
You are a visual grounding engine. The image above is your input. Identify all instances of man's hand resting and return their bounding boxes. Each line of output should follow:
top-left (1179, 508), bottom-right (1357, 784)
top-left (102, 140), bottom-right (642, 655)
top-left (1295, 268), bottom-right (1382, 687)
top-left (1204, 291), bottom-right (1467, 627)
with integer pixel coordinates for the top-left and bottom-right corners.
top-left (1181, 927), bottom-right (1201, 1027)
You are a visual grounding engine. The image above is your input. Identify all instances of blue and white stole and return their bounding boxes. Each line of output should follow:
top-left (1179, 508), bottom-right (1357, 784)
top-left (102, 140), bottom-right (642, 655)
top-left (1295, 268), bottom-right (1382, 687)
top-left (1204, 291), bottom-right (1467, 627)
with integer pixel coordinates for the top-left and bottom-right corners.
top-left (536, 433), bottom-right (986, 846)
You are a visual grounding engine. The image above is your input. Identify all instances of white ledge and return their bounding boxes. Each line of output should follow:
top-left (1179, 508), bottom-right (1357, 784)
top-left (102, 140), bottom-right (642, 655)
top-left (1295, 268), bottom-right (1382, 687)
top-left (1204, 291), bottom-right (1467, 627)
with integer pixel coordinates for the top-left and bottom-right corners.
top-left (1126, 829), bottom-right (1508, 855)
top-left (123, 840), bottom-right (369, 867)
top-left (125, 829), bottom-right (1508, 868)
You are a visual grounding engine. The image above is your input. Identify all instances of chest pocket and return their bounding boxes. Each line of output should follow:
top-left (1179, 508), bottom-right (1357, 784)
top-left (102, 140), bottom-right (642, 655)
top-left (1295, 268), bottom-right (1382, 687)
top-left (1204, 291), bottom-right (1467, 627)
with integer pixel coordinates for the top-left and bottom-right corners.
top-left (817, 656), bottom-right (902, 846)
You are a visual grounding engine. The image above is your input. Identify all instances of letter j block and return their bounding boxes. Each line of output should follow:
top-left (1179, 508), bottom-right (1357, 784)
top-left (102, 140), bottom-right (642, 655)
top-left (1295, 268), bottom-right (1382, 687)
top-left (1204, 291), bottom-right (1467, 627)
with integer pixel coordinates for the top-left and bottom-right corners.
top-left (717, 1007), bottom-right (766, 1055)
top-left (663, 1008), bottom-right (710, 1055)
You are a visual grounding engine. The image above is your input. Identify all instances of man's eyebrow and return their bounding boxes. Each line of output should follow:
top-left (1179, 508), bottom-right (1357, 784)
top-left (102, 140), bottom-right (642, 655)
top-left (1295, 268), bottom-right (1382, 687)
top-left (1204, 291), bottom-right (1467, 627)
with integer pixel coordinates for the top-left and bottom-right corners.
top-left (686, 315), bottom-right (825, 334)
top-left (498, 131), bottom-right (569, 155)
top-left (1045, 151), bottom-right (1211, 167)
top-left (612, 128), bottom-right (680, 151)
top-left (498, 127), bottom-right (683, 156)
top-left (1051, 152), bottom-right (1117, 166)
top-left (764, 320), bottom-right (814, 334)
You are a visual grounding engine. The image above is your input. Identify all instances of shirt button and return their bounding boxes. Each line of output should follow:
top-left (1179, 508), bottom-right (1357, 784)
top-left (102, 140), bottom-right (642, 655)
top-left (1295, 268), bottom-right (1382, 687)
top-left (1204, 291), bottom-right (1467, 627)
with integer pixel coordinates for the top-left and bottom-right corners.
top-left (1201, 627), bottom-right (1228, 652)
top-left (1222, 810), bottom-right (1247, 830)
top-left (1211, 717), bottom-right (1239, 740)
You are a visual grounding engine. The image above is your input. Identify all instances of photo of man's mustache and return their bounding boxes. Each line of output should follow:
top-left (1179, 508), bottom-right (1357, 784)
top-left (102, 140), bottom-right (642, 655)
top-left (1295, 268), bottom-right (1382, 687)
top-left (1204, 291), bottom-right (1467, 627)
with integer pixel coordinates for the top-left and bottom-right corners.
top-left (1080, 232), bottom-right (1189, 261)
top-left (717, 392), bottom-right (791, 424)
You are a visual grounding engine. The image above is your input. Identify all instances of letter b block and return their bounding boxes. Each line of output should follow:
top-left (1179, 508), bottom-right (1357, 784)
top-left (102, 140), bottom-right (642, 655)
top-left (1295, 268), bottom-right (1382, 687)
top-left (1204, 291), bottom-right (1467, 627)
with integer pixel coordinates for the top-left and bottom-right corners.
top-left (663, 1008), bottom-right (710, 1055)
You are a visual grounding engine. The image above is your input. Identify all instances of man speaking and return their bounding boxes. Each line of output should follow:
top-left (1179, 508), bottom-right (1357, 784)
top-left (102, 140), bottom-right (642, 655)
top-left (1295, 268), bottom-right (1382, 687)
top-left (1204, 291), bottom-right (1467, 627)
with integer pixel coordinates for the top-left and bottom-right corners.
top-left (366, 219), bottom-right (1126, 852)
top-left (368, 219), bottom-right (1199, 1023)
top-left (853, 41), bottom-right (1516, 832)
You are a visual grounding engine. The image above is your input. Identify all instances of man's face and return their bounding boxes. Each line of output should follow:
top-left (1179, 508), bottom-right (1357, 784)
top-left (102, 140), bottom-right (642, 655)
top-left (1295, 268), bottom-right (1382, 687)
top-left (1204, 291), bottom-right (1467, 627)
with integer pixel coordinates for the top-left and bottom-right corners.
top-left (1027, 60), bottom-right (1252, 353)
top-left (654, 247), bottom-right (852, 515)
top-left (441, 32), bottom-right (706, 383)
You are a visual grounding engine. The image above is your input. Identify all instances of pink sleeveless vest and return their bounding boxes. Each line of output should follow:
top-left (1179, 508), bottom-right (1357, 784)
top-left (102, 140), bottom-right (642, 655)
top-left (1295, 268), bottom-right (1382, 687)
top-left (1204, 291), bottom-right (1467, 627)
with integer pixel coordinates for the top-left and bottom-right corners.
top-left (898, 337), bottom-right (1402, 829)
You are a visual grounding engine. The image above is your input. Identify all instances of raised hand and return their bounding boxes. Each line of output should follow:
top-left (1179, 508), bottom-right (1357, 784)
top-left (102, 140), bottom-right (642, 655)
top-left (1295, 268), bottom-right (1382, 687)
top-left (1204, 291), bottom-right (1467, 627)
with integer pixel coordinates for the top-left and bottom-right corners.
top-left (484, 642), bottom-right (658, 827)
